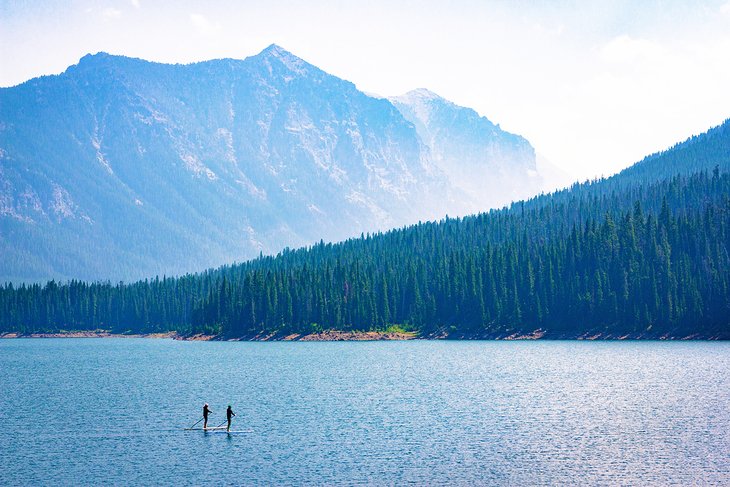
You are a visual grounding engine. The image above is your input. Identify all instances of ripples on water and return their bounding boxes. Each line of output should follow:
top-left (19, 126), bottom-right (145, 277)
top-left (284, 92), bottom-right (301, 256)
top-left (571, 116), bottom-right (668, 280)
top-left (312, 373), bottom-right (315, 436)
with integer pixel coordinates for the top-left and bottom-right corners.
top-left (0, 339), bottom-right (728, 485)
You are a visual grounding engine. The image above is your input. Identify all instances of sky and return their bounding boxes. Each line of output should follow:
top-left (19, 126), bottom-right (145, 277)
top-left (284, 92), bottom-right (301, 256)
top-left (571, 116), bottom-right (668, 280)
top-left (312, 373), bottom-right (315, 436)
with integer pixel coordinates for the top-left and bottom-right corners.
top-left (1, 0), bottom-right (730, 180)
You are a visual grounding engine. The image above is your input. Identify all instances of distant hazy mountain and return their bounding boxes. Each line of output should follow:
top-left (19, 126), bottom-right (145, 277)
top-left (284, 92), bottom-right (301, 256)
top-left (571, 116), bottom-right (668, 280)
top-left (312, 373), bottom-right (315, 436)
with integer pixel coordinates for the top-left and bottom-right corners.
top-left (536, 154), bottom-right (572, 193)
top-left (390, 89), bottom-right (541, 212)
top-left (0, 45), bottom-right (546, 282)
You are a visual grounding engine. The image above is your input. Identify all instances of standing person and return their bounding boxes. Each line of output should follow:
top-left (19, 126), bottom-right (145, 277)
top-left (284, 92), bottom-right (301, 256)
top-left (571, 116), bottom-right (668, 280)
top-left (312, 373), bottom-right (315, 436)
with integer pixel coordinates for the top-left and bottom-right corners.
top-left (203, 403), bottom-right (212, 429)
top-left (226, 405), bottom-right (236, 432)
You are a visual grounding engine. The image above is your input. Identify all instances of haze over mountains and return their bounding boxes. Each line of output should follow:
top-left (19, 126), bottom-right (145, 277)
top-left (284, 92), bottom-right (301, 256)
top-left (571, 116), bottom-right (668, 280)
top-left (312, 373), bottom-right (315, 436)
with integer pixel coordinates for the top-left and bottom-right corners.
top-left (390, 89), bottom-right (541, 210)
top-left (0, 44), bottom-right (556, 283)
top-left (2, 117), bottom-right (728, 338)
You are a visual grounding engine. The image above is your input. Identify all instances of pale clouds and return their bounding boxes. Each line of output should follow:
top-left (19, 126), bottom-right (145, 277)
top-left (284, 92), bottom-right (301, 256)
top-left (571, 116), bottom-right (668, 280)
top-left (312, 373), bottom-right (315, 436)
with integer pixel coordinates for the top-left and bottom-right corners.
top-left (189, 13), bottom-right (221, 36)
top-left (602, 35), bottom-right (664, 63)
top-left (130, 0), bottom-right (140, 8)
top-left (102, 7), bottom-right (122, 21)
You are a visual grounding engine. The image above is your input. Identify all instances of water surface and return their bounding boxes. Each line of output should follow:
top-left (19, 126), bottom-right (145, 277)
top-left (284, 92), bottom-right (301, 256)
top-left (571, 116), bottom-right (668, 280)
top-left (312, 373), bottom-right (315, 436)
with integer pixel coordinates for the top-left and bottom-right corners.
top-left (0, 339), bottom-right (728, 485)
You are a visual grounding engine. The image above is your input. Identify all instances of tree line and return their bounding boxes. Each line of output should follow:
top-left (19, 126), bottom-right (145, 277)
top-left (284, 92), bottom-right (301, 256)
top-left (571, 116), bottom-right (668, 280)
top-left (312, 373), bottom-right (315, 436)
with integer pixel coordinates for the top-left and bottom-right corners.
top-left (1, 169), bottom-right (729, 338)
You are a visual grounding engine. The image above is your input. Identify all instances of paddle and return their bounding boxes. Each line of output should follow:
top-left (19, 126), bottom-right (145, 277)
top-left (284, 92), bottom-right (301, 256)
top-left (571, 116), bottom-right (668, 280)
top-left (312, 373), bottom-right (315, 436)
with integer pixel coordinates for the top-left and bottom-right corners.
top-left (188, 417), bottom-right (204, 429)
top-left (209, 419), bottom-right (228, 430)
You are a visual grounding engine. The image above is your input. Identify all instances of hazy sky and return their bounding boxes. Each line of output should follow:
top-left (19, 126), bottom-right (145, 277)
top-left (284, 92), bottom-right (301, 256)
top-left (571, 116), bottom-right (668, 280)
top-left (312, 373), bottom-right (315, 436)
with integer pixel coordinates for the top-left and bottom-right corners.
top-left (1, 0), bottom-right (729, 179)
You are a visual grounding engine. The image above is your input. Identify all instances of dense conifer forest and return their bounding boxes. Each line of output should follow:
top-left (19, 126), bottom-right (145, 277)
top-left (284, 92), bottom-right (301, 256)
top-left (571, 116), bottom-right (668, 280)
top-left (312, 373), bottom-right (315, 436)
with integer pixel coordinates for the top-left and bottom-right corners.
top-left (1, 167), bottom-right (728, 339)
top-left (1, 121), bottom-right (729, 339)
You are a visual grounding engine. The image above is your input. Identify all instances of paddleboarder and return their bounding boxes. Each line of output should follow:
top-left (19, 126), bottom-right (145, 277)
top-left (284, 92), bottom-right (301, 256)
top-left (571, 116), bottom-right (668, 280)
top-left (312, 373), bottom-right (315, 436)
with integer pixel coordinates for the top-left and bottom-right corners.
top-left (226, 405), bottom-right (236, 432)
top-left (203, 403), bottom-right (212, 429)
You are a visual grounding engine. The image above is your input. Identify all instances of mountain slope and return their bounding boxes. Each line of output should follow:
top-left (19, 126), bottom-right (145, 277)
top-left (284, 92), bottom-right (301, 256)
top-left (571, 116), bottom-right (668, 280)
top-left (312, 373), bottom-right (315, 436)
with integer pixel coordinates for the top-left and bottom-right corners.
top-left (1, 45), bottom-right (542, 282)
top-left (616, 117), bottom-right (730, 185)
top-left (391, 89), bottom-right (540, 212)
top-left (0, 46), bottom-right (445, 281)
top-left (1, 119), bottom-right (728, 339)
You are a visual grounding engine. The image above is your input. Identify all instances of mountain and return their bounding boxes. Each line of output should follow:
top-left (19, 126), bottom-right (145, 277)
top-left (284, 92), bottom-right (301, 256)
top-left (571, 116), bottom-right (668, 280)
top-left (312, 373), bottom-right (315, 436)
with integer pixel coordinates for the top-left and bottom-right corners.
top-left (615, 117), bottom-right (730, 185)
top-left (0, 45), bottom-right (544, 283)
top-left (390, 88), bottom-right (541, 212)
top-left (1, 119), bottom-right (728, 339)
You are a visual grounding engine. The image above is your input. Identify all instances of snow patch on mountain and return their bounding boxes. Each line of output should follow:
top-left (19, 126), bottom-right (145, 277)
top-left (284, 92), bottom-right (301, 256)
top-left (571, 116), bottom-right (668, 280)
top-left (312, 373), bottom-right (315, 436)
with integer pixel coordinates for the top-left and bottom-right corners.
top-left (50, 185), bottom-right (76, 220)
top-left (179, 153), bottom-right (216, 180)
top-left (216, 128), bottom-right (237, 164)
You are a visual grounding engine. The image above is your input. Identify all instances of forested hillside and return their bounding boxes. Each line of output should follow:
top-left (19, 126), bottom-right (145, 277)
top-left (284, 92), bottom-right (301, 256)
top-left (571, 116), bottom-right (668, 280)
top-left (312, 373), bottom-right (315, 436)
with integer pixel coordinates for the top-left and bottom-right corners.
top-left (518, 118), bottom-right (730, 217)
top-left (618, 118), bottom-right (730, 184)
top-left (2, 166), bottom-right (728, 339)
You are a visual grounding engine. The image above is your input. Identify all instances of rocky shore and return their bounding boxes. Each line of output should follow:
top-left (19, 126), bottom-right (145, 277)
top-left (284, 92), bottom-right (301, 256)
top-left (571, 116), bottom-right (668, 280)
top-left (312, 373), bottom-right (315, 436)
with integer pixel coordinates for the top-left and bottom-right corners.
top-left (240, 330), bottom-right (417, 341)
top-left (0, 331), bottom-right (180, 339)
top-left (1, 329), bottom-right (723, 340)
top-left (0, 330), bottom-right (416, 341)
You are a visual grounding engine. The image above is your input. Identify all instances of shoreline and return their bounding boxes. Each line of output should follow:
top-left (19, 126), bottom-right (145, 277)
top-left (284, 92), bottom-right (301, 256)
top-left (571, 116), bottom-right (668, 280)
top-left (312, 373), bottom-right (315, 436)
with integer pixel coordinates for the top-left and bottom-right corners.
top-left (0, 330), bottom-right (416, 341)
top-left (0, 330), bottom-right (725, 341)
top-left (0, 331), bottom-right (189, 340)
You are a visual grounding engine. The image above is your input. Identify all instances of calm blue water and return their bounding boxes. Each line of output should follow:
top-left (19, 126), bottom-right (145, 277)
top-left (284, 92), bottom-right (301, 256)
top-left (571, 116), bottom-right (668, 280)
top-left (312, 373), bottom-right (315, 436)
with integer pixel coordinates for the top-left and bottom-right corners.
top-left (0, 339), bottom-right (728, 485)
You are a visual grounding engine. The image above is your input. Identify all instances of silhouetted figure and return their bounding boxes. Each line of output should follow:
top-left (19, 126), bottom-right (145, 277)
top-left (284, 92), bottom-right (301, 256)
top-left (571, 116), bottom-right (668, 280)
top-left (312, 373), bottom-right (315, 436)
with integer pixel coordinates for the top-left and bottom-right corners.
top-left (226, 405), bottom-right (236, 431)
top-left (203, 403), bottom-right (212, 429)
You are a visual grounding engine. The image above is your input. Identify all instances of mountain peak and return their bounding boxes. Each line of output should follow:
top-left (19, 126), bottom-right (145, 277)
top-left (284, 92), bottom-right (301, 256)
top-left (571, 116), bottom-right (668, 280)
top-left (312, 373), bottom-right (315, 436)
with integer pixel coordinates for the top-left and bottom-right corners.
top-left (256, 43), bottom-right (301, 63)
top-left (252, 43), bottom-right (310, 76)
top-left (64, 52), bottom-right (127, 78)
top-left (391, 88), bottom-right (455, 112)
top-left (259, 43), bottom-right (291, 57)
top-left (74, 52), bottom-right (151, 71)
top-left (403, 88), bottom-right (443, 101)
top-left (78, 51), bottom-right (114, 64)
top-left (390, 89), bottom-right (454, 128)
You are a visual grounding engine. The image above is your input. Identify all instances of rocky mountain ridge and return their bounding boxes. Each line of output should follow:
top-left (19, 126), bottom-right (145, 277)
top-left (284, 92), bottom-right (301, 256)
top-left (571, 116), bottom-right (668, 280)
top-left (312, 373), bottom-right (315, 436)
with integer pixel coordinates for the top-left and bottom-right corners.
top-left (1, 44), bottom-right (547, 282)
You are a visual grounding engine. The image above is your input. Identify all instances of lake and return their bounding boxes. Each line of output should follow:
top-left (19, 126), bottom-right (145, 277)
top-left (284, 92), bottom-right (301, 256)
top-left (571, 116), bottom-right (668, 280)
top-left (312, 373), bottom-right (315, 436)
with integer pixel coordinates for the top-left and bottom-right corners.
top-left (0, 339), bottom-right (728, 485)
